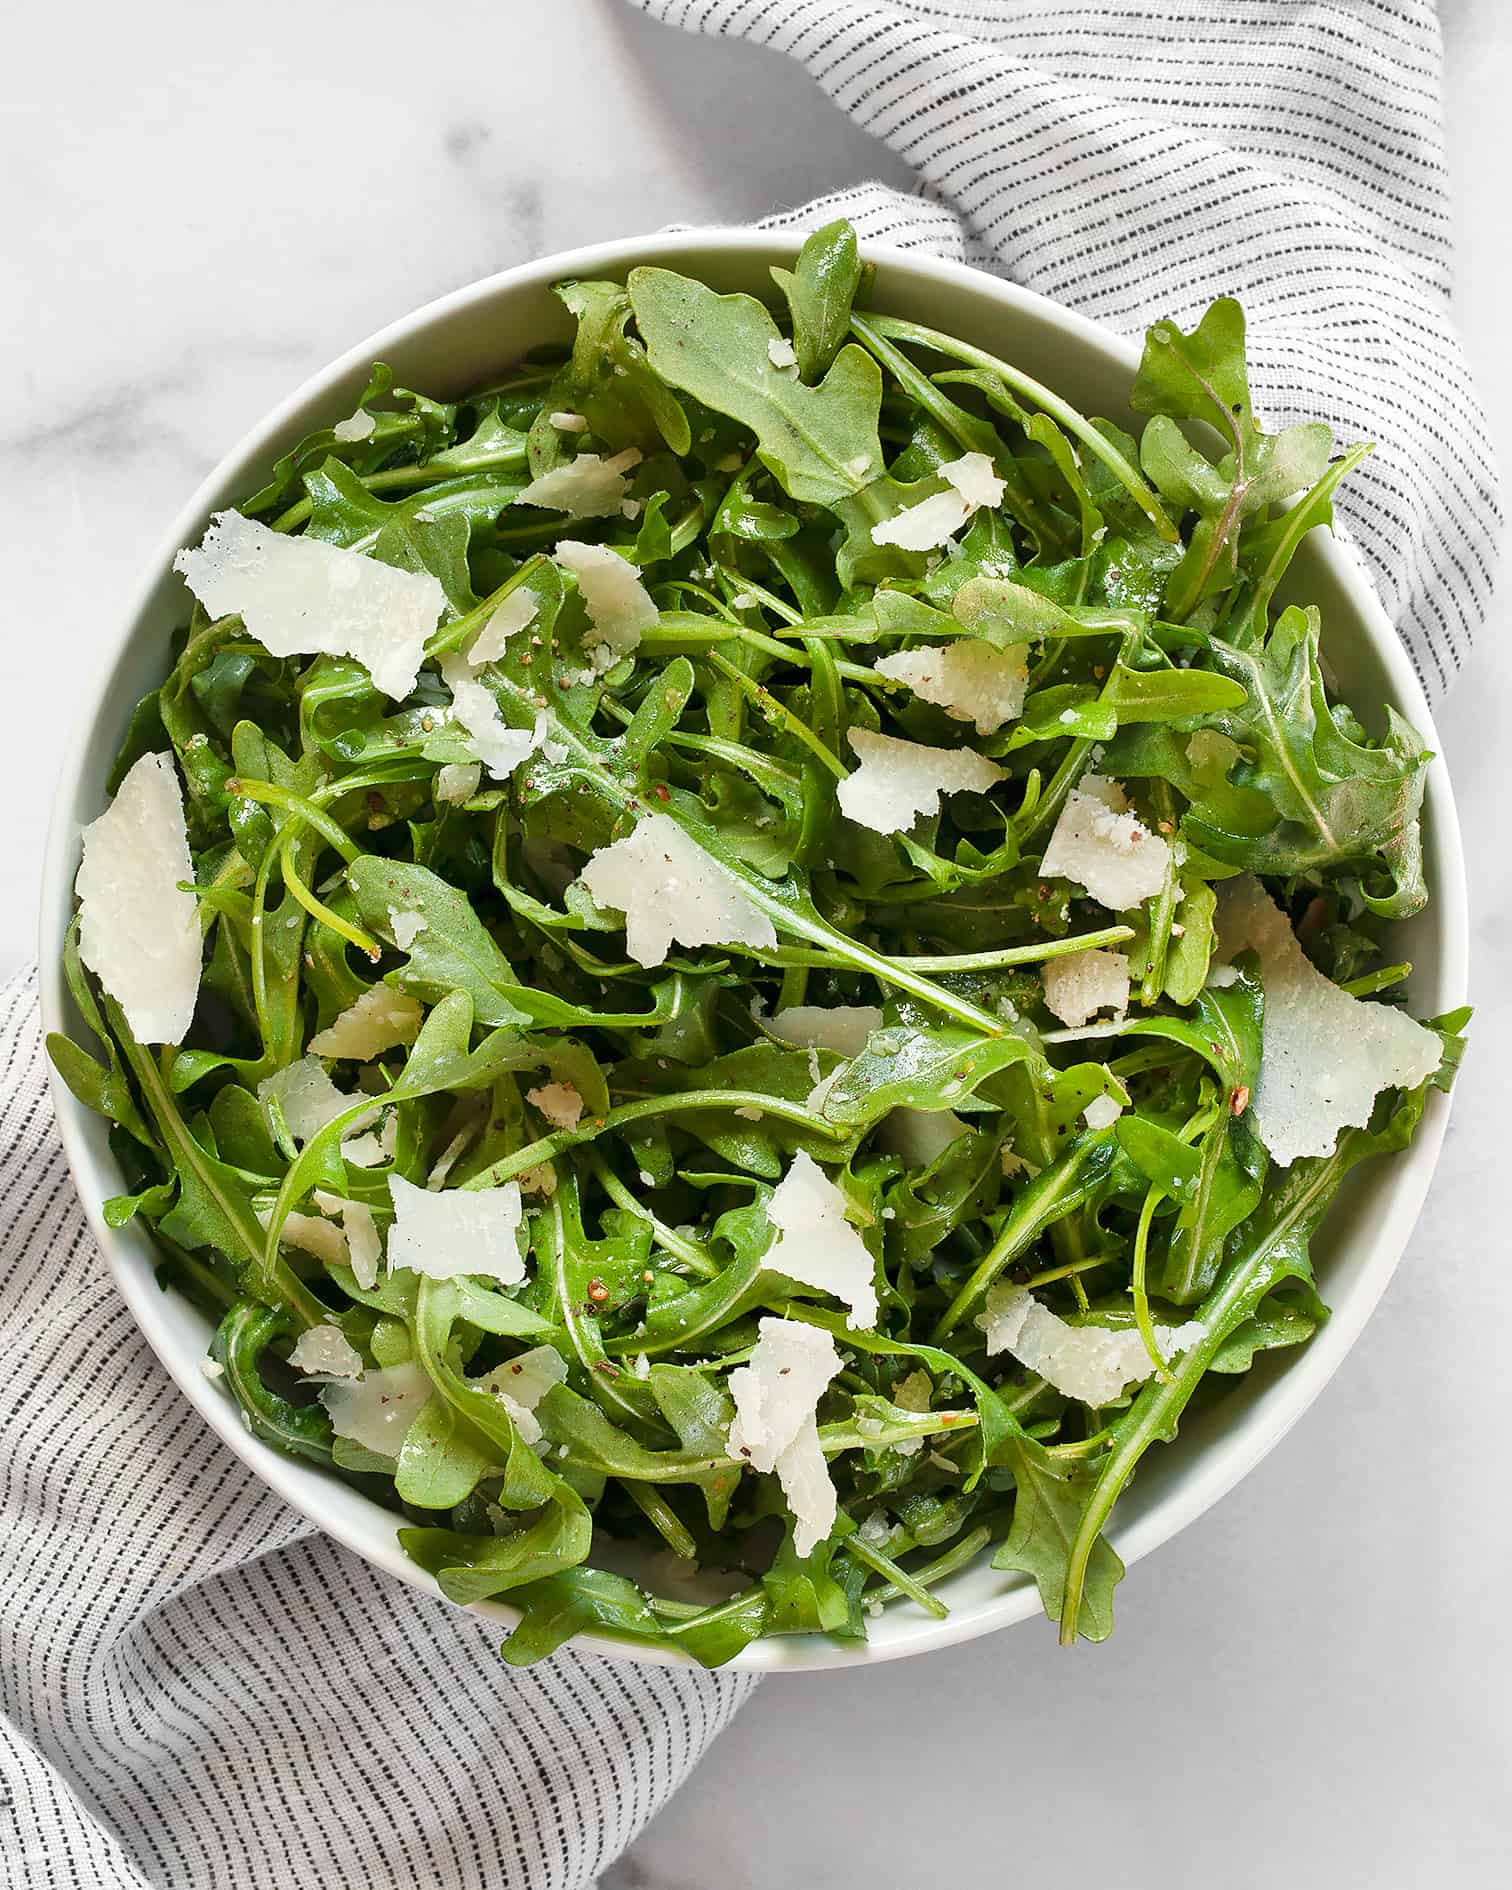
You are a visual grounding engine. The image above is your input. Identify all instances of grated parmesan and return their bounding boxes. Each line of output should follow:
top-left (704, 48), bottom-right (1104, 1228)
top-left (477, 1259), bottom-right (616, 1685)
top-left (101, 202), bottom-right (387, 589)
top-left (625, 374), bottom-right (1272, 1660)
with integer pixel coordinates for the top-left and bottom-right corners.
top-left (387, 1173), bottom-right (526, 1287)
top-left (767, 336), bottom-right (798, 370)
top-left (1217, 875), bottom-right (1442, 1165)
top-left (308, 985), bottom-right (423, 1060)
top-left (873, 639), bottom-right (1029, 736)
top-left (525, 1080), bottom-right (584, 1131)
top-left (767, 1004), bottom-right (883, 1058)
top-left (1039, 775), bottom-right (1171, 911)
top-left (74, 752), bottom-right (201, 1046)
top-left (320, 1361), bottom-right (432, 1457)
top-left (174, 510), bottom-right (445, 701)
top-left (727, 1317), bottom-right (843, 1557)
top-left (468, 588), bottom-right (539, 664)
top-left (1041, 948), bottom-right (1131, 1029)
top-left (764, 1151), bottom-right (879, 1329)
top-left (554, 539), bottom-right (657, 667)
top-left (517, 448), bottom-right (642, 519)
top-left (836, 727), bottom-right (1004, 835)
top-left (980, 1283), bottom-right (1206, 1407)
top-left (288, 1324), bottom-right (364, 1381)
top-left (577, 812), bottom-right (776, 967)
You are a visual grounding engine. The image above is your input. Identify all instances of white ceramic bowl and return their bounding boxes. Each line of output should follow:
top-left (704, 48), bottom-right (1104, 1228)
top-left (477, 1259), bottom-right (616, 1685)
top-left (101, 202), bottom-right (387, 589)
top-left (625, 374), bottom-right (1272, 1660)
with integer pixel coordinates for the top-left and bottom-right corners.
top-left (40, 233), bottom-right (1468, 1672)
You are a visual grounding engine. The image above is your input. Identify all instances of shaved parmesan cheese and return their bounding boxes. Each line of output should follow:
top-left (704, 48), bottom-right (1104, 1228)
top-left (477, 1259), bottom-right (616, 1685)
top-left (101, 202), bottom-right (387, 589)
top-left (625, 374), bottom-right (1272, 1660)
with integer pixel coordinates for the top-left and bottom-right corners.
top-left (871, 487), bottom-right (973, 551)
top-left (479, 1345), bottom-right (567, 1446)
top-left (1217, 876), bottom-right (1442, 1165)
top-left (1040, 774), bottom-right (1171, 911)
top-left (1042, 948), bottom-right (1130, 1028)
top-left (518, 1163), bottom-right (558, 1198)
top-left (331, 409), bottom-right (376, 442)
top-left (288, 1324), bottom-right (364, 1380)
top-left (874, 639), bottom-right (1028, 736)
top-left (259, 1056), bottom-right (369, 1144)
top-left (526, 1081), bottom-right (584, 1131)
top-left (767, 336), bottom-right (798, 370)
top-left (75, 751), bottom-right (200, 1045)
top-left (517, 448), bottom-right (642, 519)
top-left (388, 908), bottom-right (425, 951)
top-left (308, 985), bottom-right (423, 1060)
top-left (554, 539), bottom-right (657, 666)
top-left (341, 1120), bottom-right (392, 1168)
top-left (768, 1005), bottom-right (883, 1058)
top-left (435, 760), bottom-right (482, 805)
top-left (878, 1107), bottom-right (970, 1167)
top-left (320, 1361), bottom-right (432, 1457)
top-left (941, 451), bottom-right (1006, 510)
top-left (549, 411), bottom-right (588, 432)
top-left (728, 1317), bottom-right (843, 1557)
top-left (342, 1201), bottom-right (382, 1290)
top-left (765, 1151), bottom-right (879, 1329)
top-left (468, 588), bottom-right (539, 664)
top-left (387, 1173), bottom-right (526, 1286)
top-left (869, 452), bottom-right (1007, 551)
top-left (836, 727), bottom-right (1004, 835)
top-left (261, 1208), bottom-right (348, 1269)
top-left (980, 1284), bottom-right (1206, 1407)
top-left (438, 654), bottom-right (540, 778)
top-left (1082, 1094), bottom-right (1124, 1131)
top-left (577, 812), bottom-right (777, 967)
top-left (173, 510), bottom-right (445, 700)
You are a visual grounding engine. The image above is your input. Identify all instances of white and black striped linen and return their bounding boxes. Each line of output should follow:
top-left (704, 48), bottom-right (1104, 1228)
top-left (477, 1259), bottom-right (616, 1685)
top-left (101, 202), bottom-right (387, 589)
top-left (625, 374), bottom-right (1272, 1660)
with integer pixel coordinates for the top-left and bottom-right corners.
top-left (0, 970), bottom-right (755, 1889)
top-left (631, 0), bottom-right (1501, 699)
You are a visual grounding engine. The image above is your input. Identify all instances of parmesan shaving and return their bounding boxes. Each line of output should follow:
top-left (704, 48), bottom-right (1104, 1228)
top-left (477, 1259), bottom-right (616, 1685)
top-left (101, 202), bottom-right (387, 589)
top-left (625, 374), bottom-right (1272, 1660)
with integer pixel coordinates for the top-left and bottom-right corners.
top-left (873, 640), bottom-right (1029, 736)
top-left (74, 751), bottom-right (201, 1045)
top-left (1082, 1094), bottom-right (1124, 1130)
top-left (258, 1057), bottom-right (371, 1145)
top-left (1041, 948), bottom-right (1131, 1029)
top-left (435, 761), bottom-right (482, 805)
top-left (517, 448), bottom-right (642, 519)
top-left (342, 1201), bottom-right (382, 1290)
top-left (1217, 875), bottom-right (1442, 1165)
top-left (468, 589), bottom-right (539, 664)
top-left (764, 1151), bottom-right (880, 1330)
top-left (767, 336), bottom-right (798, 370)
top-left (768, 1005), bottom-right (883, 1058)
top-left (941, 451), bottom-right (1007, 510)
top-left (331, 409), bottom-right (376, 442)
top-left (836, 727), bottom-right (1004, 835)
top-left (388, 908), bottom-right (425, 951)
top-left (1039, 774), bottom-right (1171, 911)
top-left (438, 653), bottom-right (541, 779)
top-left (320, 1362), bottom-right (432, 1457)
top-left (260, 1208), bottom-right (348, 1269)
top-left (387, 1173), bottom-right (526, 1287)
top-left (478, 1346), bottom-right (567, 1447)
top-left (173, 510), bottom-right (445, 700)
top-left (576, 812), bottom-right (777, 967)
top-left (308, 986), bottom-right (423, 1060)
top-left (980, 1283), bottom-right (1206, 1407)
top-left (549, 411), bottom-right (588, 432)
top-left (288, 1325), bottom-right (364, 1380)
top-left (877, 1108), bottom-right (969, 1167)
top-left (525, 1081), bottom-right (584, 1131)
top-left (554, 539), bottom-right (657, 666)
top-left (870, 487), bottom-right (972, 551)
top-left (727, 1318), bottom-right (843, 1557)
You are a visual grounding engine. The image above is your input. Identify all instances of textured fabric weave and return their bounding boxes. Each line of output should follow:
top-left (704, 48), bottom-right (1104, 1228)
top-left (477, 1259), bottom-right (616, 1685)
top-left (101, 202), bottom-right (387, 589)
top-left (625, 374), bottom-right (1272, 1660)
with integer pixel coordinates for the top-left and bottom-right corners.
top-left (0, 971), bottom-right (756, 1889)
top-left (631, 0), bottom-right (1501, 700)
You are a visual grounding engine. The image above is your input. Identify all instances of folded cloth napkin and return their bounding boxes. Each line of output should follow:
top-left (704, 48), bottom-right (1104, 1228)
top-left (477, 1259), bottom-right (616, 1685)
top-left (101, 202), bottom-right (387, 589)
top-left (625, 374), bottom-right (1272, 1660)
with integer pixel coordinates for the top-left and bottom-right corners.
top-left (0, 969), bottom-right (756, 1889)
top-left (632, 0), bottom-right (1501, 699)
top-left (7, 5), bottom-right (1502, 1885)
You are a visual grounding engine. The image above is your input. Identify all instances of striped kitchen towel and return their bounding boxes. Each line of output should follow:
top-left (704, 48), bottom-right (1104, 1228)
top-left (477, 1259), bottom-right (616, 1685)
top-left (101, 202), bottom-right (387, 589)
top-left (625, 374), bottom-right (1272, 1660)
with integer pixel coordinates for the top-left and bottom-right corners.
top-left (631, 0), bottom-right (1501, 700)
top-left (0, 969), bottom-right (756, 1889)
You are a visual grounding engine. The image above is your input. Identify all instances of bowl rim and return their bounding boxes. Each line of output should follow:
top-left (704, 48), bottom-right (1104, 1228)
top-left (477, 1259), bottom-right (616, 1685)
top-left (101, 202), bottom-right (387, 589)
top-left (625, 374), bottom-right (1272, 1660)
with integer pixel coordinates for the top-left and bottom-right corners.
top-left (38, 228), bottom-right (1469, 1673)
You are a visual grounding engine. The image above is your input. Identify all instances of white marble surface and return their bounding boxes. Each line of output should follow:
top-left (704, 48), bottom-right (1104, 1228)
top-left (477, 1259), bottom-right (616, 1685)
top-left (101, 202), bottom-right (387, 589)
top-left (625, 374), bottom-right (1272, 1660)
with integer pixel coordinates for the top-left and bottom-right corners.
top-left (3, 3), bottom-right (1508, 1884)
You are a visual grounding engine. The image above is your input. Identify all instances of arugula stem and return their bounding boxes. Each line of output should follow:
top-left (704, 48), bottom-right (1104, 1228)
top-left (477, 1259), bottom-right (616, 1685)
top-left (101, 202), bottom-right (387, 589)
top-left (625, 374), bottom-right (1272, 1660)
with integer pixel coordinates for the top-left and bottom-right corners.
top-left (841, 1532), bottom-right (950, 1619)
top-left (863, 315), bottom-right (1178, 543)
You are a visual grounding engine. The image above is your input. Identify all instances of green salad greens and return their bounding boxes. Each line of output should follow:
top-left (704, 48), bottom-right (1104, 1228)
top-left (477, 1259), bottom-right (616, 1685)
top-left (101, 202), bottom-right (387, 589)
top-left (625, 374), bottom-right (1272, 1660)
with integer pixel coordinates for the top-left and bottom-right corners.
top-left (52, 220), bottom-right (1466, 1666)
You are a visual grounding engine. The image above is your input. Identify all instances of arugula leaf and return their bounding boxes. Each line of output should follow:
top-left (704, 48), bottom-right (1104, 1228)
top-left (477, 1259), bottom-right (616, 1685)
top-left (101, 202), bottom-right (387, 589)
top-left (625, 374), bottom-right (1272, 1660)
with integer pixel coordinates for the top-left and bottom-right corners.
top-left (770, 219), bottom-right (866, 385)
